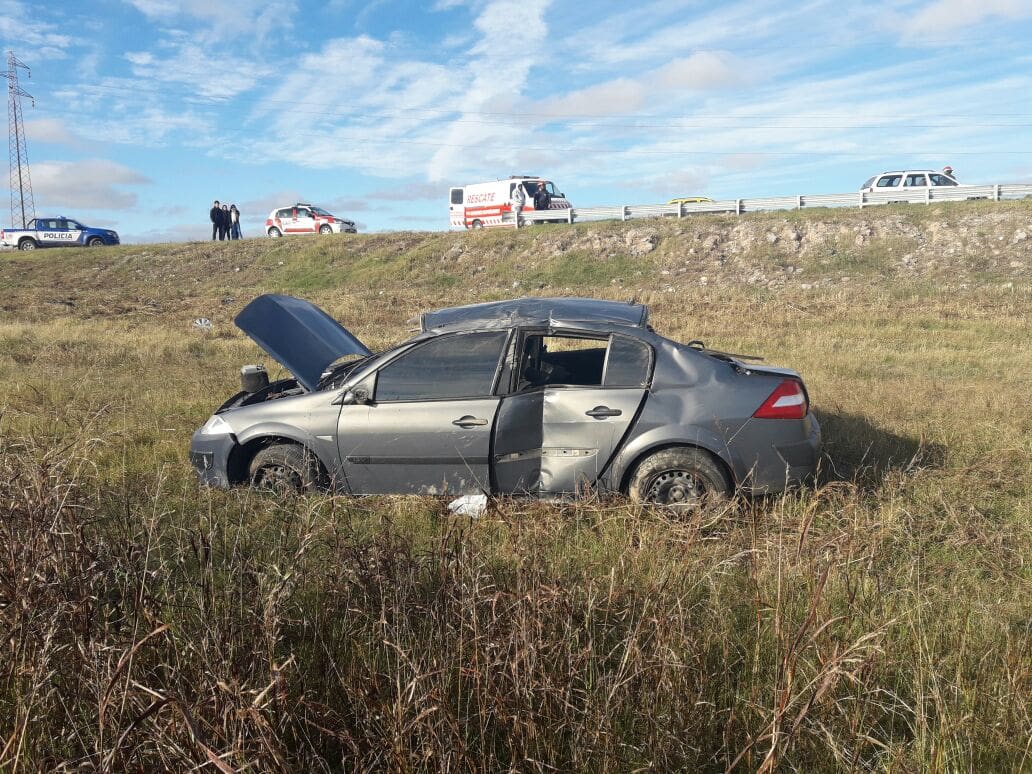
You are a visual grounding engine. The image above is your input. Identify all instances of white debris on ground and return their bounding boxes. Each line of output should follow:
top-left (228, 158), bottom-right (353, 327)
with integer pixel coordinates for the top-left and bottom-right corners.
top-left (192, 317), bottom-right (213, 332)
top-left (448, 494), bottom-right (488, 517)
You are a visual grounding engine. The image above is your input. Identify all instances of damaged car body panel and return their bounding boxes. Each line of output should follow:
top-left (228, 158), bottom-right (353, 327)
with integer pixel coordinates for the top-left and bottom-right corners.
top-left (190, 294), bottom-right (821, 510)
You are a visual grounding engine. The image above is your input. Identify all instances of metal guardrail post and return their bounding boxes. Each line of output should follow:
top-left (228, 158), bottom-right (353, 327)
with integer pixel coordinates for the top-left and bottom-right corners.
top-left (994, 184), bottom-right (1000, 201)
top-left (621, 206), bottom-right (628, 221)
top-left (926, 188), bottom-right (931, 205)
top-left (797, 195), bottom-right (803, 209)
top-left (567, 208), bottom-right (574, 224)
top-left (677, 202), bottom-right (683, 219)
top-left (736, 199), bottom-right (742, 215)
top-left (859, 192), bottom-right (865, 208)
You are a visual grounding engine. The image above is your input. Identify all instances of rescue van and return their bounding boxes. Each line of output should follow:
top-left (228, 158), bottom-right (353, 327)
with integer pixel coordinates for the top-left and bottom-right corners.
top-left (449, 176), bottom-right (571, 229)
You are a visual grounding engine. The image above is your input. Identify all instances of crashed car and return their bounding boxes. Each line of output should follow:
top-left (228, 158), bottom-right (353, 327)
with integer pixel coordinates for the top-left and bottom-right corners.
top-left (190, 294), bottom-right (820, 510)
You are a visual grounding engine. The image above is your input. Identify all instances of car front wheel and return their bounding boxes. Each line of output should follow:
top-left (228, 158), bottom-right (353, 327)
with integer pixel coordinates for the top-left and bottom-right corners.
top-left (319, 224), bottom-right (332, 234)
top-left (87, 237), bottom-right (103, 247)
top-left (627, 447), bottom-right (732, 514)
top-left (249, 443), bottom-right (323, 493)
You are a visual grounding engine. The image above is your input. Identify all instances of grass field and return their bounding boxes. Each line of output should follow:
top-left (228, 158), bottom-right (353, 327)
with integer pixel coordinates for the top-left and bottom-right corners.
top-left (1, 205), bottom-right (1030, 771)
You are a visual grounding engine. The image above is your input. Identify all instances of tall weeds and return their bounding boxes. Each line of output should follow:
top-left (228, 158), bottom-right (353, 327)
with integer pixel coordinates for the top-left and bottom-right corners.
top-left (2, 424), bottom-right (1027, 771)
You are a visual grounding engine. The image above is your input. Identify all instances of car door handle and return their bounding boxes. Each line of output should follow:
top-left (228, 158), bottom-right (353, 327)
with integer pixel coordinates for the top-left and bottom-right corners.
top-left (585, 406), bottom-right (622, 419)
top-left (452, 415), bottom-right (488, 428)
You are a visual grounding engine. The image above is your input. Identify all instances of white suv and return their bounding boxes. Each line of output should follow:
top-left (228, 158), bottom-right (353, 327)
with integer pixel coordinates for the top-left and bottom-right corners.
top-left (265, 203), bottom-right (357, 237)
top-left (860, 170), bottom-right (960, 193)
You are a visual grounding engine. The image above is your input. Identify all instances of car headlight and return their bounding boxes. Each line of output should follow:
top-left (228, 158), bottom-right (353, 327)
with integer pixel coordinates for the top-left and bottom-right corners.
top-left (199, 414), bottom-right (232, 435)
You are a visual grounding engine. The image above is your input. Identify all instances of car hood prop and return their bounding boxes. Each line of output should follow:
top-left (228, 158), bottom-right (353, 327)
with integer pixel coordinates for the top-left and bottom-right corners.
top-left (234, 294), bottom-right (373, 391)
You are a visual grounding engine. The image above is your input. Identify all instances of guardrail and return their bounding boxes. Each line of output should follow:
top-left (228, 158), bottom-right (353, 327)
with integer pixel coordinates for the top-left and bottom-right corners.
top-left (518, 183), bottom-right (1032, 226)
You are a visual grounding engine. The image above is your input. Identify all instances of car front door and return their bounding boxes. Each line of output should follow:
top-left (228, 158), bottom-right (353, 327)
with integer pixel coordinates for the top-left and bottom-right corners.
top-left (336, 330), bottom-right (510, 494)
top-left (493, 332), bottom-right (652, 495)
top-left (293, 207), bottom-right (316, 234)
top-left (63, 220), bottom-right (85, 245)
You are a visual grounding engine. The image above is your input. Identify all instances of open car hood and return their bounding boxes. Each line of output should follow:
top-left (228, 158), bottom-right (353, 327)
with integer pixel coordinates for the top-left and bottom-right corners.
top-left (234, 294), bottom-right (372, 391)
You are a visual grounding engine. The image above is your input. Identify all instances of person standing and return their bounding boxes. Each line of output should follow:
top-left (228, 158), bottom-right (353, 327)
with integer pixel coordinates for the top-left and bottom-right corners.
top-left (230, 204), bottom-right (241, 239)
top-left (533, 181), bottom-right (551, 212)
top-left (510, 183), bottom-right (526, 227)
top-left (210, 200), bottom-right (221, 240)
top-left (219, 204), bottom-right (230, 240)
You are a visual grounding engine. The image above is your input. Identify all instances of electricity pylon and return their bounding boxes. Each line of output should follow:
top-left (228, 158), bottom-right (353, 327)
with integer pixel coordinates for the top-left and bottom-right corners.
top-left (7, 51), bottom-right (34, 229)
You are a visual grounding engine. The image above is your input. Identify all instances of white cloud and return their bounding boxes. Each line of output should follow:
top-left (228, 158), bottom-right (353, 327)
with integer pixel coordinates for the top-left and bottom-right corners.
top-left (24, 118), bottom-right (84, 147)
top-left (0, 0), bottom-right (76, 59)
top-left (125, 43), bottom-right (270, 100)
top-left (904, 0), bottom-right (1032, 36)
top-left (32, 159), bottom-right (151, 210)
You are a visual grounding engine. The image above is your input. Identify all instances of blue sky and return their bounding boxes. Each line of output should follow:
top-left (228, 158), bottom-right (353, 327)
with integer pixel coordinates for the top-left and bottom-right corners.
top-left (4, 0), bottom-right (1032, 242)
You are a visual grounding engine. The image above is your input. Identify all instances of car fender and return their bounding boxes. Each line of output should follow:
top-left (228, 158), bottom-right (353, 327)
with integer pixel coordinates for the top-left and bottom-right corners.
top-left (606, 423), bottom-right (741, 491)
top-left (232, 421), bottom-right (338, 476)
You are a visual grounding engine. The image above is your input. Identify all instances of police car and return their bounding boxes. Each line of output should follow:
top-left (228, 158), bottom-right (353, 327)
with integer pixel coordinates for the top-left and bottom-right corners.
top-left (265, 204), bottom-right (357, 237)
top-left (0, 217), bottom-right (120, 250)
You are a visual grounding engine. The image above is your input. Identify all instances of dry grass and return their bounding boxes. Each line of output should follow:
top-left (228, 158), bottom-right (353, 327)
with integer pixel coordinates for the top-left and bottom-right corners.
top-left (1, 208), bottom-right (1030, 771)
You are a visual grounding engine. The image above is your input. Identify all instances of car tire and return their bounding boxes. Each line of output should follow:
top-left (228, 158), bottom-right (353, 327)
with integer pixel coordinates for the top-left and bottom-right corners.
top-left (319, 224), bottom-right (332, 234)
top-left (249, 443), bottom-right (324, 493)
top-left (18, 238), bottom-right (36, 251)
top-left (268, 227), bottom-right (282, 238)
top-left (471, 219), bottom-right (483, 229)
top-left (627, 447), bottom-right (732, 514)
top-left (86, 237), bottom-right (103, 247)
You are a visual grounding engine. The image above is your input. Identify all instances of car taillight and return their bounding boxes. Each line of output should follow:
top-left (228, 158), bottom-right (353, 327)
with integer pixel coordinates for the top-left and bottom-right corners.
top-left (753, 378), bottom-right (808, 419)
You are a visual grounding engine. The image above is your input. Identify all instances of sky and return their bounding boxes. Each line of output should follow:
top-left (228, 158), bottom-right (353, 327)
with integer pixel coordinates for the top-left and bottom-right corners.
top-left (3, 0), bottom-right (1032, 242)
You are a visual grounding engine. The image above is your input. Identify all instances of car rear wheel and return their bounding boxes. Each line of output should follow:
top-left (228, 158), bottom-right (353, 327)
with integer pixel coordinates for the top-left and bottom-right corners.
top-left (18, 238), bottom-right (36, 251)
top-left (268, 227), bottom-right (282, 238)
top-left (627, 447), bottom-right (732, 514)
top-left (249, 443), bottom-right (323, 493)
top-left (319, 224), bottom-right (332, 234)
top-left (470, 219), bottom-right (483, 229)
top-left (86, 237), bottom-right (103, 247)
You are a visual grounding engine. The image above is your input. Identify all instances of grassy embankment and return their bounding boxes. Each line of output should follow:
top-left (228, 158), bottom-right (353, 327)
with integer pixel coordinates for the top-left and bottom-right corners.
top-left (1, 203), bottom-right (1030, 770)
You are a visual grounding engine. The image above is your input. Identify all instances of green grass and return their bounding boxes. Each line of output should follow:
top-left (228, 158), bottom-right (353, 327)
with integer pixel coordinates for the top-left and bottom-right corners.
top-left (1, 205), bottom-right (1030, 771)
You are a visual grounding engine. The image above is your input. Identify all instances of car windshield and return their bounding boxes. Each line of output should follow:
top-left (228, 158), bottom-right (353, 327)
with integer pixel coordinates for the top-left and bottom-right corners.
top-left (311, 206), bottom-right (333, 216)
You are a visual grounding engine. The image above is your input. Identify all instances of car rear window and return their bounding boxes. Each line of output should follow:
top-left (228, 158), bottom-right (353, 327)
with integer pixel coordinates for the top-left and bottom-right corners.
top-left (603, 336), bottom-right (652, 387)
top-left (904, 174), bottom-right (928, 187)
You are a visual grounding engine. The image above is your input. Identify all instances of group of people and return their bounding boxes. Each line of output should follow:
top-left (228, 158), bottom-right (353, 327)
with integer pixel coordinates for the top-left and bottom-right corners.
top-left (510, 181), bottom-right (552, 221)
top-left (209, 200), bottom-right (242, 240)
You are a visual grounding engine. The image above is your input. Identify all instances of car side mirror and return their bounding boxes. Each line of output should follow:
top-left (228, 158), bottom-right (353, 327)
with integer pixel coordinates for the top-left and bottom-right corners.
top-left (336, 386), bottom-right (370, 406)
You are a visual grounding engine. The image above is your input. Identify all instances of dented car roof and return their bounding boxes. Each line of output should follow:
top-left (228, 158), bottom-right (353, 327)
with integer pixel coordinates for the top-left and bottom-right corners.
top-left (420, 296), bottom-right (649, 332)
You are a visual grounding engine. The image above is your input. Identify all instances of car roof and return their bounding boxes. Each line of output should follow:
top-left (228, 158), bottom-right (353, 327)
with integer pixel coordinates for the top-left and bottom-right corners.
top-left (420, 296), bottom-right (649, 333)
top-left (878, 170), bottom-right (941, 175)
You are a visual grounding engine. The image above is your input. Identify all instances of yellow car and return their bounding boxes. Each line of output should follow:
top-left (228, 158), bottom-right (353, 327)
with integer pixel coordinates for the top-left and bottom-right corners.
top-left (667, 196), bottom-right (713, 205)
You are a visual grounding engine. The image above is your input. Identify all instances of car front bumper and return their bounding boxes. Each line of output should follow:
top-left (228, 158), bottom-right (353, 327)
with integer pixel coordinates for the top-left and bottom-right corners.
top-left (189, 429), bottom-right (237, 488)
